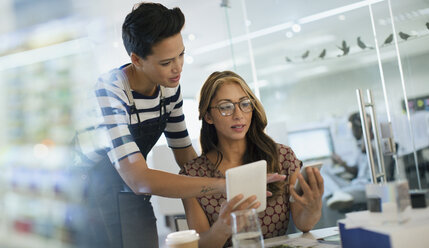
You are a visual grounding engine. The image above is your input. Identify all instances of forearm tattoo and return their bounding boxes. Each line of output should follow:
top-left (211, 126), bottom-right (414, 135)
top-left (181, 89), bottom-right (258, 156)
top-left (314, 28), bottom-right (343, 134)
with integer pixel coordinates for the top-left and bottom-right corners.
top-left (200, 186), bottom-right (215, 194)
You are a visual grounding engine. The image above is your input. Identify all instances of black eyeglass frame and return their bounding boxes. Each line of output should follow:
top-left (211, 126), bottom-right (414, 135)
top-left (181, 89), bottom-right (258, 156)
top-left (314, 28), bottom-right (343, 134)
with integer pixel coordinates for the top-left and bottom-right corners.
top-left (209, 98), bottom-right (254, 116)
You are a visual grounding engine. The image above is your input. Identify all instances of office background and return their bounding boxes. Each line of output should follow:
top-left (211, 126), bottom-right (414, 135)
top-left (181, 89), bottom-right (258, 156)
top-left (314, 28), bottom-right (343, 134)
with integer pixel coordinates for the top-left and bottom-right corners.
top-left (0, 0), bottom-right (428, 247)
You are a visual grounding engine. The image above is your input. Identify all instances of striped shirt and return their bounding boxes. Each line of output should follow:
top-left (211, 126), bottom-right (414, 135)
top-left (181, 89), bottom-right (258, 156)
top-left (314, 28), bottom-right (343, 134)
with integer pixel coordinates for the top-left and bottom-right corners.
top-left (95, 66), bottom-right (191, 165)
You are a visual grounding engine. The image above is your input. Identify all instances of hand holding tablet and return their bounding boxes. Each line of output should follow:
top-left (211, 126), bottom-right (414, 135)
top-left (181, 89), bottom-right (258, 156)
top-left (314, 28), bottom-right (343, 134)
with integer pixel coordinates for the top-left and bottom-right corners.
top-left (226, 160), bottom-right (267, 212)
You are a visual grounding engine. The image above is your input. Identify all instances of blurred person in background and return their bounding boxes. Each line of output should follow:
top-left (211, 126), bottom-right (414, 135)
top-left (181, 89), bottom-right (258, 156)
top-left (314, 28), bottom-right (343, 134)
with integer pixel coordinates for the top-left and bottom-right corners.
top-left (325, 112), bottom-right (372, 210)
top-left (179, 71), bottom-right (323, 248)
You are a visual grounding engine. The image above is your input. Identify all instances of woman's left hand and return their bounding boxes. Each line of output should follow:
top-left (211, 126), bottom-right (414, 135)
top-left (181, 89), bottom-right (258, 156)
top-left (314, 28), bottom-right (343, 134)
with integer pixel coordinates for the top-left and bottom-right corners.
top-left (289, 167), bottom-right (324, 232)
top-left (289, 167), bottom-right (324, 213)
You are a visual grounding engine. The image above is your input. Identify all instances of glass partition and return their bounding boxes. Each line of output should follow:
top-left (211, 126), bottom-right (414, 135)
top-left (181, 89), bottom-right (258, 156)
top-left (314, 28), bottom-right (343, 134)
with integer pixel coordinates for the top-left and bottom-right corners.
top-left (1, 0), bottom-right (428, 246)
top-left (375, 0), bottom-right (429, 190)
top-left (217, 0), bottom-right (429, 225)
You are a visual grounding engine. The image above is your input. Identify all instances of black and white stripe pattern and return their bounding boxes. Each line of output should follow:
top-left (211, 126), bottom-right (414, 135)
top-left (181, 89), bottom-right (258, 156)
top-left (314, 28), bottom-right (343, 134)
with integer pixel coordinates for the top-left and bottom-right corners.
top-left (95, 68), bottom-right (191, 165)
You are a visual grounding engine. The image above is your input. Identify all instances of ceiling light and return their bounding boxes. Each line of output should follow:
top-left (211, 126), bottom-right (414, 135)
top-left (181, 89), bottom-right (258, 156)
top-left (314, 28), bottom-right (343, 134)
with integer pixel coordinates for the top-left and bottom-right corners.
top-left (34, 143), bottom-right (49, 159)
top-left (193, 0), bottom-right (385, 55)
top-left (292, 24), bottom-right (301, 33)
top-left (285, 31), bottom-right (293, 38)
top-left (298, 0), bottom-right (384, 24)
top-left (188, 34), bottom-right (196, 41)
top-left (0, 38), bottom-right (90, 71)
top-left (185, 54), bottom-right (194, 64)
top-left (338, 15), bottom-right (346, 21)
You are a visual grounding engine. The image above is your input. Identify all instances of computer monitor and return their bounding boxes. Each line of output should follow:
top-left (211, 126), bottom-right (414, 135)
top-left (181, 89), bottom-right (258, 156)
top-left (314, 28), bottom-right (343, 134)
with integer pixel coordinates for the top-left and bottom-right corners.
top-left (287, 127), bottom-right (334, 161)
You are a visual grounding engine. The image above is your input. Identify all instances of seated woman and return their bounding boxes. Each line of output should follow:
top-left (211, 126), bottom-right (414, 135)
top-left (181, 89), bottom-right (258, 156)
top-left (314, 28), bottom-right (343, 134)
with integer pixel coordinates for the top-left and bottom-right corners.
top-left (180, 71), bottom-right (324, 248)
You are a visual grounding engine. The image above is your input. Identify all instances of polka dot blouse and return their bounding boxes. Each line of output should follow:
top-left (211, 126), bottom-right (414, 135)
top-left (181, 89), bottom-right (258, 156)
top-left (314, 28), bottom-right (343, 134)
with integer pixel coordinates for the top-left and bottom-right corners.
top-left (179, 144), bottom-right (302, 247)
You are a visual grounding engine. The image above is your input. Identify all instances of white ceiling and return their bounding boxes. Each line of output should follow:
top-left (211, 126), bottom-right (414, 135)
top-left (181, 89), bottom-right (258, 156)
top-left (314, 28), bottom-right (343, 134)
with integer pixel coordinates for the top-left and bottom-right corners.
top-left (151, 0), bottom-right (429, 98)
top-left (3, 0), bottom-right (429, 99)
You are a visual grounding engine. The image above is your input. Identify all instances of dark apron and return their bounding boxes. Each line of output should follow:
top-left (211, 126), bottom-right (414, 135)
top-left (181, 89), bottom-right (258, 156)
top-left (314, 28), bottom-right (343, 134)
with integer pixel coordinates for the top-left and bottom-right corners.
top-left (85, 90), bottom-right (168, 248)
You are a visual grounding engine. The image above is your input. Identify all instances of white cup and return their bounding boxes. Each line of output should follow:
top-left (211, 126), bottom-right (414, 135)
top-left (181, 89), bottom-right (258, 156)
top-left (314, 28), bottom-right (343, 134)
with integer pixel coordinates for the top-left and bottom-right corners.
top-left (165, 230), bottom-right (199, 248)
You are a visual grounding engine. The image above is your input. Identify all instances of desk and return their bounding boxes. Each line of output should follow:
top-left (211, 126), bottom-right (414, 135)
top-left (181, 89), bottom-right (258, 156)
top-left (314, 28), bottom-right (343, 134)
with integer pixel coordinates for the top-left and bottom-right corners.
top-left (264, 226), bottom-right (340, 247)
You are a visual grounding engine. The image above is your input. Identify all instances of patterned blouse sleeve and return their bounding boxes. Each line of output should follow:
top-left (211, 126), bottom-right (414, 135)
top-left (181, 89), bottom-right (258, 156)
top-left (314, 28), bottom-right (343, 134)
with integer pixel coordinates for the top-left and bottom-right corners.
top-left (179, 160), bottom-right (192, 176)
top-left (278, 144), bottom-right (302, 186)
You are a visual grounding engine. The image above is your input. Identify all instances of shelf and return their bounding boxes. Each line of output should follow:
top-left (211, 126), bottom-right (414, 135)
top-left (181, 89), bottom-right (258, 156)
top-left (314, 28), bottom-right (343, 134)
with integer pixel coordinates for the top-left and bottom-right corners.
top-left (0, 228), bottom-right (74, 248)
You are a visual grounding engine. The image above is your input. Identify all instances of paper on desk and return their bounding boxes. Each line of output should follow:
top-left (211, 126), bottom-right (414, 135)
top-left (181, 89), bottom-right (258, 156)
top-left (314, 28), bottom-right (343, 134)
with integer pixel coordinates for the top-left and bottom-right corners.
top-left (265, 236), bottom-right (339, 248)
top-left (343, 206), bottom-right (429, 230)
top-left (343, 210), bottom-right (402, 229)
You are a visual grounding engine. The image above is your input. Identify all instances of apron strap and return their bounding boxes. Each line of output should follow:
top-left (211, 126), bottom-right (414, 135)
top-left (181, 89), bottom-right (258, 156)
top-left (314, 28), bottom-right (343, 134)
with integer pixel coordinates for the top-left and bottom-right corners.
top-left (119, 70), bottom-right (165, 108)
top-left (159, 85), bottom-right (165, 100)
top-left (120, 70), bottom-right (166, 123)
top-left (118, 71), bottom-right (135, 107)
top-left (159, 86), bottom-right (166, 116)
top-left (118, 71), bottom-right (142, 124)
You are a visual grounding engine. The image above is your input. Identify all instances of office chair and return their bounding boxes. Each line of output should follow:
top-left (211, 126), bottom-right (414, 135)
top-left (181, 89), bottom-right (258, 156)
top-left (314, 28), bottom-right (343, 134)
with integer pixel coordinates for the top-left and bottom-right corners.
top-left (173, 214), bottom-right (189, 231)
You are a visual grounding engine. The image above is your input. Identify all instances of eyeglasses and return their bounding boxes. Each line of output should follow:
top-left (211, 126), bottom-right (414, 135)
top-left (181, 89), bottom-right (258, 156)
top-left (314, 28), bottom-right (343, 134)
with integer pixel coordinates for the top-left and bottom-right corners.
top-left (209, 99), bottom-right (254, 116)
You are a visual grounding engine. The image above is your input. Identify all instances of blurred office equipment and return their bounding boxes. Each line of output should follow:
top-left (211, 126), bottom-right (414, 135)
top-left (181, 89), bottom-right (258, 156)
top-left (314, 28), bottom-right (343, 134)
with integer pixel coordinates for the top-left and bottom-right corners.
top-left (287, 127), bottom-right (335, 162)
top-left (148, 140), bottom-right (201, 238)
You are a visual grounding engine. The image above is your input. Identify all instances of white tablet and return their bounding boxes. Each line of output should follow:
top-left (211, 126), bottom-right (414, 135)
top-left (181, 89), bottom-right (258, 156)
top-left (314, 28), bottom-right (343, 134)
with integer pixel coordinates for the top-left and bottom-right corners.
top-left (225, 160), bottom-right (267, 213)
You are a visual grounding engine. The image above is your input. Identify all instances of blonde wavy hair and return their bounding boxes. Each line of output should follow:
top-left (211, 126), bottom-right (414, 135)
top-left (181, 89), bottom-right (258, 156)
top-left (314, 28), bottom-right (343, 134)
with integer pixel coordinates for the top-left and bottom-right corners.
top-left (198, 71), bottom-right (284, 197)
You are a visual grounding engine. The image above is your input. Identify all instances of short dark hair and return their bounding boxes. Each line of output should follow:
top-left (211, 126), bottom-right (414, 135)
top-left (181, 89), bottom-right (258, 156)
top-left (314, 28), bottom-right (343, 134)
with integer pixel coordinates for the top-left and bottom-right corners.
top-left (349, 112), bottom-right (372, 141)
top-left (122, 2), bottom-right (185, 59)
top-left (348, 112), bottom-right (362, 129)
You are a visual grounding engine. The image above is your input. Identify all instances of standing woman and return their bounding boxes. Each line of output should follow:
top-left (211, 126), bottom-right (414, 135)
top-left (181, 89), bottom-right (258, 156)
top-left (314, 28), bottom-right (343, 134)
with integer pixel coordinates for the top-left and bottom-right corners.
top-left (87, 3), bottom-right (226, 248)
